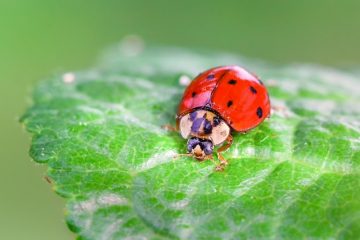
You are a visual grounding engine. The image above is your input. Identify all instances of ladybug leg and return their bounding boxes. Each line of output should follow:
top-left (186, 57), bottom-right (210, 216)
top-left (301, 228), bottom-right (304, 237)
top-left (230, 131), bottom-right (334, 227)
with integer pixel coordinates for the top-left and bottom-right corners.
top-left (173, 153), bottom-right (193, 159)
top-left (215, 135), bottom-right (233, 171)
top-left (203, 154), bottom-right (214, 161)
top-left (162, 118), bottom-right (180, 132)
top-left (162, 124), bottom-right (178, 132)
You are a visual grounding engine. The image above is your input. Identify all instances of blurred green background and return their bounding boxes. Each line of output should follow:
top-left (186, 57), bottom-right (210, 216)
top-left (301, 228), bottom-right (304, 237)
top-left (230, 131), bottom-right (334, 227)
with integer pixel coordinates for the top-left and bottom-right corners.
top-left (1, 1), bottom-right (359, 239)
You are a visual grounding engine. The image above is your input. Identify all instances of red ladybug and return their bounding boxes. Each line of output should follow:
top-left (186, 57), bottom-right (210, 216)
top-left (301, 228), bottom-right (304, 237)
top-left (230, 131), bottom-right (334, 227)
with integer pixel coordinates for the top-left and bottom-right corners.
top-left (176, 65), bottom-right (270, 170)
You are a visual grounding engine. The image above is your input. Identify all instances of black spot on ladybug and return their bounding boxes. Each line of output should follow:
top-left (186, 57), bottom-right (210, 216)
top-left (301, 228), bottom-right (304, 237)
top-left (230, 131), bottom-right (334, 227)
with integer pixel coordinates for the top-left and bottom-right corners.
top-left (207, 74), bottom-right (215, 80)
top-left (256, 107), bottom-right (263, 118)
top-left (250, 86), bottom-right (257, 94)
top-left (189, 111), bottom-right (197, 121)
top-left (227, 101), bottom-right (233, 107)
top-left (203, 119), bottom-right (213, 134)
top-left (228, 79), bottom-right (237, 85)
top-left (213, 115), bottom-right (221, 126)
top-left (192, 92), bottom-right (196, 97)
top-left (258, 79), bottom-right (264, 85)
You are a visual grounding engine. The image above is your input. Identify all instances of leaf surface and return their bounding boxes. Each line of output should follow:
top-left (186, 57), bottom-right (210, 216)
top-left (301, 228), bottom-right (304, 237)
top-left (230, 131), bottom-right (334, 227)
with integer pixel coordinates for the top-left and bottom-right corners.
top-left (22, 46), bottom-right (360, 239)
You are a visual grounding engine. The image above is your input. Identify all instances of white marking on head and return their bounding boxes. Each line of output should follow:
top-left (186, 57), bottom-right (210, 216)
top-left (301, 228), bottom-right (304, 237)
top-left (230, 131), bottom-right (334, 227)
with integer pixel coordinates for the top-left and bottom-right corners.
top-left (210, 121), bottom-right (230, 145)
top-left (179, 114), bottom-right (193, 138)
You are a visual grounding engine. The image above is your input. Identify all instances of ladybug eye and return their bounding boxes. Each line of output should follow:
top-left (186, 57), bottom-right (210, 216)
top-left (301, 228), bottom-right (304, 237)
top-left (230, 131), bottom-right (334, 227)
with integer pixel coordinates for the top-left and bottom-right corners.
top-left (203, 120), bottom-right (212, 134)
top-left (213, 116), bottom-right (221, 126)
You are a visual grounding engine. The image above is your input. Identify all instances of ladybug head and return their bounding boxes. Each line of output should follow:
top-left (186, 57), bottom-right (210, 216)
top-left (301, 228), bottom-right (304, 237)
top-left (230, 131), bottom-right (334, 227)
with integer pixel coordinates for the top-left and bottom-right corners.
top-left (187, 137), bottom-right (213, 159)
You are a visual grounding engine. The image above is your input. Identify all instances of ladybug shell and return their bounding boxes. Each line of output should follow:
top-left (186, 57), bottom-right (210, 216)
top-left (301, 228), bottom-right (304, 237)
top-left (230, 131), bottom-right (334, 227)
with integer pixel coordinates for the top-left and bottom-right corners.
top-left (177, 66), bottom-right (270, 132)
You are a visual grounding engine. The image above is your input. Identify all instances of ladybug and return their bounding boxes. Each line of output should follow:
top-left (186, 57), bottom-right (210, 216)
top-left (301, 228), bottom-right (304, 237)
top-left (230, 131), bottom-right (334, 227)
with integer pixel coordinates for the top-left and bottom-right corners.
top-left (175, 65), bottom-right (271, 170)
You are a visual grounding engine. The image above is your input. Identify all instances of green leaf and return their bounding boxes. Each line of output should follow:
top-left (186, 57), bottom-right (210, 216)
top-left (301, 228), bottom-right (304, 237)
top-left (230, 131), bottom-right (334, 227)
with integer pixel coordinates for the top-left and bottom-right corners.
top-left (21, 45), bottom-right (360, 239)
